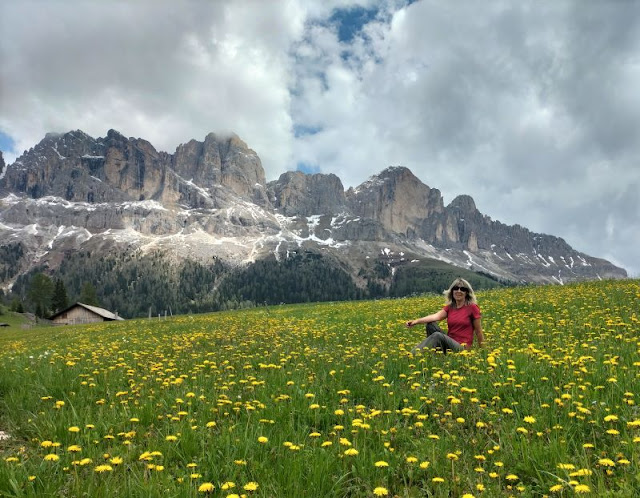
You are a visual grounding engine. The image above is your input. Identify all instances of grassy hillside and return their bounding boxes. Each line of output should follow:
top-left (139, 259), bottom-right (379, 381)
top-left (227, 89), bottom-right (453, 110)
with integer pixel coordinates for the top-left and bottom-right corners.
top-left (0, 280), bottom-right (638, 497)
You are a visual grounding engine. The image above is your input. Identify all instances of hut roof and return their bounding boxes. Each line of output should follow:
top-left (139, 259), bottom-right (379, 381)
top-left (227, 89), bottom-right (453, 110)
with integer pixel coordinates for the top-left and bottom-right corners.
top-left (50, 302), bottom-right (125, 321)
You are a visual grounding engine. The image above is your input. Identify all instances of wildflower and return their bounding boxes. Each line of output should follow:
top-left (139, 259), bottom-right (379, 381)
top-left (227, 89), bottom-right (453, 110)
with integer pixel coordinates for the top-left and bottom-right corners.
top-left (110, 456), bottom-right (123, 465)
top-left (604, 415), bottom-right (618, 422)
top-left (41, 441), bottom-right (53, 448)
top-left (432, 477), bottom-right (445, 483)
top-left (523, 416), bottom-right (536, 424)
top-left (549, 484), bottom-right (564, 492)
top-left (506, 474), bottom-right (519, 481)
top-left (68, 426), bottom-right (80, 433)
top-left (574, 484), bottom-right (591, 493)
top-left (420, 461), bottom-right (430, 469)
top-left (257, 436), bottom-right (268, 443)
top-left (67, 445), bottom-right (82, 452)
top-left (598, 458), bottom-right (616, 467)
top-left (190, 473), bottom-right (202, 479)
top-left (446, 453), bottom-right (458, 461)
top-left (44, 454), bottom-right (60, 462)
top-left (335, 409), bottom-right (344, 416)
top-left (5, 457), bottom-right (19, 463)
top-left (221, 482), bottom-right (236, 489)
top-left (198, 482), bottom-right (215, 493)
top-left (373, 487), bottom-right (389, 496)
top-left (243, 482), bottom-right (259, 491)
top-left (165, 435), bottom-right (178, 441)
top-left (406, 456), bottom-right (418, 463)
top-left (94, 464), bottom-right (113, 472)
top-left (206, 421), bottom-right (217, 428)
top-left (462, 494), bottom-right (475, 498)
top-left (344, 448), bottom-right (359, 456)
top-left (375, 461), bottom-right (389, 467)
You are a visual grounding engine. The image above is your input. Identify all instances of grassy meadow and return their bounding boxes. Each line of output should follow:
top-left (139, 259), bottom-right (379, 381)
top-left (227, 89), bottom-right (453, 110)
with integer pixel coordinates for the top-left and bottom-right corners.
top-left (0, 279), bottom-right (638, 497)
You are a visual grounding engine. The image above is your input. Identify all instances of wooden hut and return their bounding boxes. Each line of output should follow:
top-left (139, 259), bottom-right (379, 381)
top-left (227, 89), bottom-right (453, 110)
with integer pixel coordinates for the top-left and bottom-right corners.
top-left (50, 303), bottom-right (124, 325)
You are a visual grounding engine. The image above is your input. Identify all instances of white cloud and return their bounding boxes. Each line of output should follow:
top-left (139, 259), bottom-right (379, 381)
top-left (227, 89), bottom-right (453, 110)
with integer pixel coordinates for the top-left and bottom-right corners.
top-left (1, 0), bottom-right (639, 276)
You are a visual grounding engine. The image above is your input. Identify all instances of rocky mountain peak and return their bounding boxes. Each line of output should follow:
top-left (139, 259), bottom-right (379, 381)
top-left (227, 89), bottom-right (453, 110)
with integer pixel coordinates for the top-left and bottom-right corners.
top-left (448, 194), bottom-right (477, 213)
top-left (346, 165), bottom-right (444, 236)
top-left (268, 171), bottom-right (346, 216)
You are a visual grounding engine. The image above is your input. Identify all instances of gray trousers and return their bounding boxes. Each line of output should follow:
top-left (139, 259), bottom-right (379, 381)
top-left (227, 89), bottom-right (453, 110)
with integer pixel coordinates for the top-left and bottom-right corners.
top-left (412, 322), bottom-right (464, 354)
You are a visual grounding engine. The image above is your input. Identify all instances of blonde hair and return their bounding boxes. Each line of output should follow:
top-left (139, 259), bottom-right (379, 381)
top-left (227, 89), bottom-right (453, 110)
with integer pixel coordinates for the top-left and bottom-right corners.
top-left (444, 277), bottom-right (477, 306)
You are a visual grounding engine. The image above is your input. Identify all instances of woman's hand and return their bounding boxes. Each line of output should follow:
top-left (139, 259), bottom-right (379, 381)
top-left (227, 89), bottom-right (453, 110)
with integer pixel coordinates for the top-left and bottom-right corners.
top-left (406, 320), bottom-right (415, 328)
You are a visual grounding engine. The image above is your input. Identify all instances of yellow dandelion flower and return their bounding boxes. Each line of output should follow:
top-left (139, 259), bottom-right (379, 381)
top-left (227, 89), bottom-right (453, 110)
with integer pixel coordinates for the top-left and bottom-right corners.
top-left (41, 441), bottom-right (53, 448)
top-left (549, 484), bottom-right (564, 492)
top-left (190, 473), bottom-right (202, 479)
top-left (44, 454), bottom-right (60, 462)
top-left (523, 416), bottom-right (536, 424)
top-left (344, 448), bottom-right (359, 456)
top-left (446, 453), bottom-right (458, 461)
top-left (110, 456), bottom-right (123, 465)
top-left (406, 456), bottom-right (418, 463)
top-left (506, 474), bottom-right (519, 481)
top-left (432, 477), bottom-right (445, 483)
top-left (5, 457), bottom-right (19, 463)
top-left (373, 487), bottom-right (389, 496)
top-left (257, 436), bottom-right (268, 443)
top-left (67, 445), bottom-right (82, 453)
top-left (420, 461), bottom-right (430, 469)
top-left (321, 441), bottom-right (333, 447)
top-left (243, 482), bottom-right (259, 491)
top-left (221, 482), bottom-right (236, 490)
top-left (604, 415), bottom-right (618, 422)
top-left (198, 482), bottom-right (215, 492)
top-left (94, 464), bottom-right (113, 472)
top-left (68, 426), bottom-right (80, 433)
top-left (165, 435), bottom-right (178, 441)
top-left (598, 458), bottom-right (615, 467)
top-left (206, 421), bottom-right (217, 428)
top-left (606, 429), bottom-right (620, 435)
top-left (462, 494), bottom-right (475, 498)
top-left (374, 461), bottom-right (389, 467)
top-left (574, 484), bottom-right (590, 493)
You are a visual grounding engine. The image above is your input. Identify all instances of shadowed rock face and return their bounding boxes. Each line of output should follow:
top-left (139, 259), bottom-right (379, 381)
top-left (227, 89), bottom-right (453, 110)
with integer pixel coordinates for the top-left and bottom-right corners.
top-left (0, 130), bottom-right (628, 286)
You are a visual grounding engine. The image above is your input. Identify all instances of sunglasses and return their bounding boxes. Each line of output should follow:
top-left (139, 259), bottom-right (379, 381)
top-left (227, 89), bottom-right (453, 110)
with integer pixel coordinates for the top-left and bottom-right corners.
top-left (452, 286), bottom-right (469, 292)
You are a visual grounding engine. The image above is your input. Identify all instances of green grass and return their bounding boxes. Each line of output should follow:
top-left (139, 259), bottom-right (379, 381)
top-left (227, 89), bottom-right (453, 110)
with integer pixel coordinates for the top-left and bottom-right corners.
top-left (0, 280), bottom-right (638, 497)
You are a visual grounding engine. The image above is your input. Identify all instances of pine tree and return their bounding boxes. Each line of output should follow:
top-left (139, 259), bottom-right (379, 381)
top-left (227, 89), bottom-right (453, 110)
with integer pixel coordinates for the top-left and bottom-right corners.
top-left (79, 282), bottom-right (99, 306)
top-left (27, 273), bottom-right (54, 317)
top-left (51, 278), bottom-right (69, 313)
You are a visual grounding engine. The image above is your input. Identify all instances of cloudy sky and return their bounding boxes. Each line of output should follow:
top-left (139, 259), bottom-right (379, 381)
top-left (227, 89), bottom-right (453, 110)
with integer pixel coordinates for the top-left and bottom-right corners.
top-left (1, 0), bottom-right (639, 276)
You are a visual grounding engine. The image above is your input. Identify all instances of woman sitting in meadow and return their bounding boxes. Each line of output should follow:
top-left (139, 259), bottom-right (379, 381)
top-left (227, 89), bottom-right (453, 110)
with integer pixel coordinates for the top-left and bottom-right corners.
top-left (405, 277), bottom-right (484, 353)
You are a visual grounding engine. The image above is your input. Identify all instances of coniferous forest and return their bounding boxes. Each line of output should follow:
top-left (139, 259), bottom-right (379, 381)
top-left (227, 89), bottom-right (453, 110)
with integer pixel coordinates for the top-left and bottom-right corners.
top-left (2, 245), bottom-right (505, 319)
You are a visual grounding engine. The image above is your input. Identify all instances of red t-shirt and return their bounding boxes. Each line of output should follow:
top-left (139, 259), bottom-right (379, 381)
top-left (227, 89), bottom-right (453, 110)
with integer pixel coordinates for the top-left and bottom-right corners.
top-left (443, 303), bottom-right (481, 347)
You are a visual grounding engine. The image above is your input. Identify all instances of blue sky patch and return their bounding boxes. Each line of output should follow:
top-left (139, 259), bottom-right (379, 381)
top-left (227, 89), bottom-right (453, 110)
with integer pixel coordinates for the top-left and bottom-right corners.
top-left (0, 130), bottom-right (16, 155)
top-left (330, 6), bottom-right (379, 43)
top-left (296, 162), bottom-right (321, 174)
top-left (293, 124), bottom-right (323, 138)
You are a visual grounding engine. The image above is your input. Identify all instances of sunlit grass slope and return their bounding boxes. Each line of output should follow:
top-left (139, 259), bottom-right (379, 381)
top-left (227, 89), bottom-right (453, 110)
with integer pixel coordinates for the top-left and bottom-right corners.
top-left (0, 279), bottom-right (638, 497)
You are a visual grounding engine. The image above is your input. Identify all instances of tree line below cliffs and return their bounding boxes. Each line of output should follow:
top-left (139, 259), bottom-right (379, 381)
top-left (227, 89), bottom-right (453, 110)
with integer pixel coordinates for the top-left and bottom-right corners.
top-left (1, 245), bottom-right (505, 319)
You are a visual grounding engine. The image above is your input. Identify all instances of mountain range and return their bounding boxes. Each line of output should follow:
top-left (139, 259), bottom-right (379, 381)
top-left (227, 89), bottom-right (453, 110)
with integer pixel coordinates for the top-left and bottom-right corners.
top-left (0, 129), bottom-right (627, 314)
